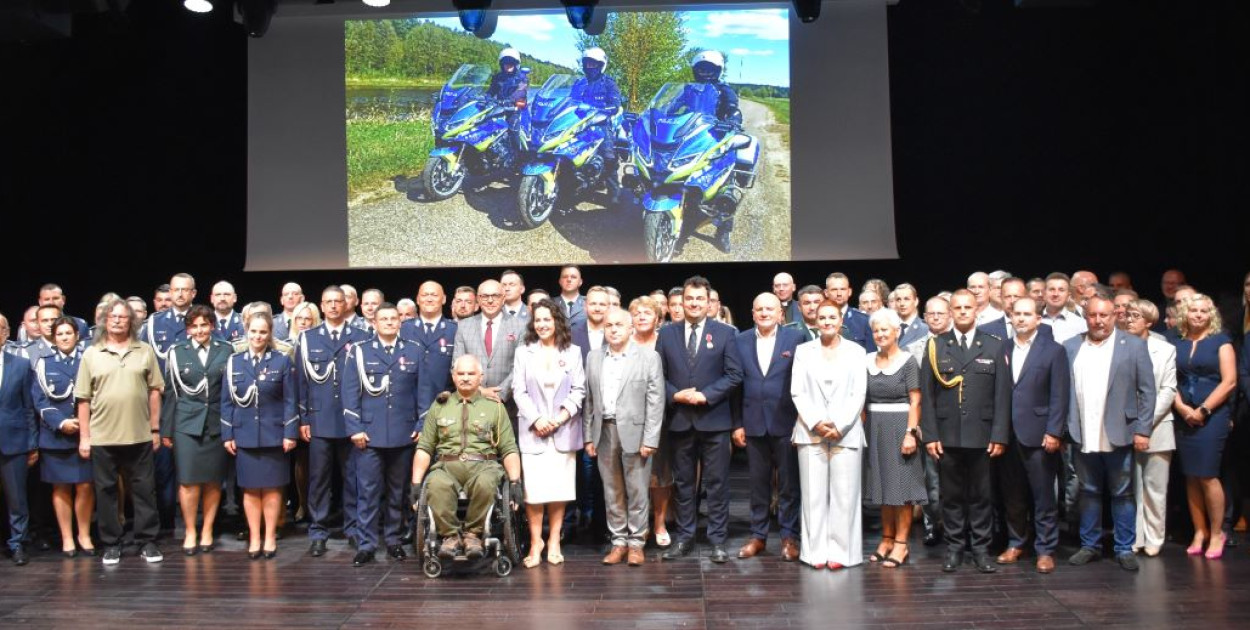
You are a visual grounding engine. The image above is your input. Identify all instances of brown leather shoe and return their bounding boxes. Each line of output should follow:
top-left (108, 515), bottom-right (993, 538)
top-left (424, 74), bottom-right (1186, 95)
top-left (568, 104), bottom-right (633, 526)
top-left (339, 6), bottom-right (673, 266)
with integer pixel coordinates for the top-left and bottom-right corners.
top-left (1036, 555), bottom-right (1055, 574)
top-left (627, 547), bottom-right (645, 566)
top-left (602, 545), bottom-right (627, 565)
top-left (738, 538), bottom-right (766, 559)
top-left (781, 538), bottom-right (800, 562)
top-left (462, 533), bottom-right (484, 559)
top-left (996, 547), bottom-right (1024, 564)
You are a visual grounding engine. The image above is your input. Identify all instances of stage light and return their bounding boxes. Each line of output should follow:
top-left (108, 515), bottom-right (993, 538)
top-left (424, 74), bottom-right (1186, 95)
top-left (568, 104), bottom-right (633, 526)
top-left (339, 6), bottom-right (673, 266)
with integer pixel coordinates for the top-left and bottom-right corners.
top-left (561, 0), bottom-right (598, 31)
top-left (236, 0), bottom-right (277, 38)
top-left (362, 0), bottom-right (390, 7)
top-left (453, 0), bottom-right (494, 38)
top-left (183, 0), bottom-right (213, 12)
top-left (792, 0), bottom-right (821, 23)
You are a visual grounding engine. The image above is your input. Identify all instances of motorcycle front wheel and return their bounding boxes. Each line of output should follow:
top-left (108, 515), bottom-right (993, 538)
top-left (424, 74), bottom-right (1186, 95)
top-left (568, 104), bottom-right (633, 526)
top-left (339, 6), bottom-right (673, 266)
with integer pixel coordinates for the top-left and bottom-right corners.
top-left (643, 211), bottom-right (680, 263)
top-left (422, 155), bottom-right (466, 201)
top-left (516, 174), bottom-right (558, 229)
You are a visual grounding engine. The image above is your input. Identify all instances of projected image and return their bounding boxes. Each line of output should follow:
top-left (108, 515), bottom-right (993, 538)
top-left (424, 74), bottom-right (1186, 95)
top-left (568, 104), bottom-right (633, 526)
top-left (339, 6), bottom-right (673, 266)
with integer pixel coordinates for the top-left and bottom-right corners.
top-left (345, 8), bottom-right (790, 267)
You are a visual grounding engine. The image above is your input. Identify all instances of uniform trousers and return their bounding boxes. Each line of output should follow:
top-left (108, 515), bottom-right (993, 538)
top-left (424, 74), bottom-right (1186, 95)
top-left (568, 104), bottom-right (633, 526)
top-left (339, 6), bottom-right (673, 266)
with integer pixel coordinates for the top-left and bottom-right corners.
top-left (308, 436), bottom-right (358, 541)
top-left (1, 453), bottom-right (30, 551)
top-left (939, 447), bottom-right (994, 554)
top-left (796, 442), bottom-right (862, 567)
top-left (1134, 450), bottom-right (1172, 551)
top-left (922, 450), bottom-right (942, 533)
top-left (93, 442), bottom-right (159, 547)
top-left (595, 422), bottom-right (652, 548)
top-left (746, 434), bottom-right (800, 541)
top-left (426, 461), bottom-right (503, 536)
top-left (355, 445), bottom-right (414, 552)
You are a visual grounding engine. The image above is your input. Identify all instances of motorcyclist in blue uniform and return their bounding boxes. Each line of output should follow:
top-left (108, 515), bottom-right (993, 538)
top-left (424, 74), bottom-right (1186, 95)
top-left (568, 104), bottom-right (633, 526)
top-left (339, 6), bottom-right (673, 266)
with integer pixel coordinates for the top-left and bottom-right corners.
top-left (486, 48), bottom-right (529, 164)
top-left (570, 47), bottom-right (623, 201)
top-left (689, 50), bottom-right (742, 252)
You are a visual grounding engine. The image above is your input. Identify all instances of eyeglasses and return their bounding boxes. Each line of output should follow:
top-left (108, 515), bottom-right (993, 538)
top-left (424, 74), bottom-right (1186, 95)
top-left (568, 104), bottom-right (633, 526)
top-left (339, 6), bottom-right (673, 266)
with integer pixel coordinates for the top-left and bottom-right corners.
top-left (1125, 312), bottom-right (1144, 321)
top-left (478, 294), bottom-right (501, 300)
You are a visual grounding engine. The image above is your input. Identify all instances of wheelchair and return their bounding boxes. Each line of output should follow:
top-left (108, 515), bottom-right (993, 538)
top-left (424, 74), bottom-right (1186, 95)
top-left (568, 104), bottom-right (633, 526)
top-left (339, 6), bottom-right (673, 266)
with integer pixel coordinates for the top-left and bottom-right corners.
top-left (412, 473), bottom-right (523, 578)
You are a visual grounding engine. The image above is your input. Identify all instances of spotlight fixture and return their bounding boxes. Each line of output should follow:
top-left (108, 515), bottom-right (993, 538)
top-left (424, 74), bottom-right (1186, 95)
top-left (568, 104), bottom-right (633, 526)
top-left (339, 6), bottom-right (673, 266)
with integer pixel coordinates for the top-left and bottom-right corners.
top-left (183, 0), bottom-right (213, 12)
top-left (453, 0), bottom-right (494, 38)
top-left (792, 0), bottom-right (821, 23)
top-left (236, 0), bottom-right (277, 38)
top-left (561, 0), bottom-right (598, 31)
top-left (363, 0), bottom-right (390, 7)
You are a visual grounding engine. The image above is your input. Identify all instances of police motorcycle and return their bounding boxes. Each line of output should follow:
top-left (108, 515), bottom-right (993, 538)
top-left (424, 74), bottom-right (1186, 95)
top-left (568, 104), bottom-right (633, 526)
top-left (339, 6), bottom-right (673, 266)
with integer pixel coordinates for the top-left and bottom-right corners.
top-left (622, 82), bottom-right (759, 262)
top-left (514, 75), bottom-right (626, 229)
top-left (422, 63), bottom-right (529, 201)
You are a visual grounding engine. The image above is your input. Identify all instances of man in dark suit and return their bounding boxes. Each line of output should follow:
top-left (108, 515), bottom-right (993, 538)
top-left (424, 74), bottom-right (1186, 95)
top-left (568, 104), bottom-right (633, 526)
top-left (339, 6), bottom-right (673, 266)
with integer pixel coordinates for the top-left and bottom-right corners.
top-left (657, 276), bottom-right (743, 563)
top-left (399, 281), bottom-right (457, 423)
top-left (733, 293), bottom-right (805, 561)
top-left (0, 344), bottom-right (37, 565)
top-left (772, 272), bottom-right (801, 325)
top-left (995, 297), bottom-right (1070, 574)
top-left (920, 289), bottom-right (1011, 573)
top-left (978, 277), bottom-right (1053, 344)
top-left (557, 265), bottom-right (587, 326)
top-left (1064, 296), bottom-right (1155, 572)
top-left (783, 285), bottom-right (825, 342)
top-left (895, 283), bottom-right (928, 349)
top-left (210, 281), bottom-right (244, 342)
top-left (823, 272), bottom-right (876, 351)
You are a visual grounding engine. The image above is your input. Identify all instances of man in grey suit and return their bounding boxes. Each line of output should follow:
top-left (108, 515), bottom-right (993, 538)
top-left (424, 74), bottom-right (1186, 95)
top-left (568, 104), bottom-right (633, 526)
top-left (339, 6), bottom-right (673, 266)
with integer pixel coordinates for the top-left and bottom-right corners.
top-left (453, 279), bottom-right (524, 408)
top-left (584, 308), bottom-right (664, 566)
top-left (1063, 296), bottom-right (1155, 572)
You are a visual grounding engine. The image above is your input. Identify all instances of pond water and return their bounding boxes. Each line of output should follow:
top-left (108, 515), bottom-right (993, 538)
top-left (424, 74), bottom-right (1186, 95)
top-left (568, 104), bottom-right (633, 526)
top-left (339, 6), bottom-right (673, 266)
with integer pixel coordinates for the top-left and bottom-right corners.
top-left (346, 87), bottom-right (438, 121)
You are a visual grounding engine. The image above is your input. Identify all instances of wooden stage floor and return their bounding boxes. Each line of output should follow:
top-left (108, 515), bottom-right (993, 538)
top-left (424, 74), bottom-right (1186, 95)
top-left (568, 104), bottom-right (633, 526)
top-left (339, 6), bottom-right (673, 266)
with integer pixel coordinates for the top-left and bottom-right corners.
top-left (3, 470), bottom-right (1250, 629)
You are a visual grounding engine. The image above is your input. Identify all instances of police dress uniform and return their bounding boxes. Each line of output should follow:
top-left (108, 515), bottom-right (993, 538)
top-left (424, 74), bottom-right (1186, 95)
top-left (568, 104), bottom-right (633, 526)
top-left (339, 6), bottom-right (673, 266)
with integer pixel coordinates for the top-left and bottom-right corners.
top-left (398, 317), bottom-right (457, 423)
top-left (221, 349), bottom-right (299, 489)
top-left (417, 393), bottom-right (519, 537)
top-left (295, 323), bottom-right (367, 541)
top-left (342, 339), bottom-right (421, 554)
top-left (213, 311), bottom-right (244, 343)
top-left (144, 308), bottom-right (189, 527)
top-left (32, 349), bottom-right (93, 484)
top-left (161, 338), bottom-right (231, 485)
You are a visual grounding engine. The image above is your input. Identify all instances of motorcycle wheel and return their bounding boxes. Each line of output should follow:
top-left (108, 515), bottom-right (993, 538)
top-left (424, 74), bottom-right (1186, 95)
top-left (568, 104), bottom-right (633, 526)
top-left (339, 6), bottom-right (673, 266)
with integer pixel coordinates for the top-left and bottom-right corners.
top-left (422, 155), bottom-right (466, 201)
top-left (643, 212), bottom-right (679, 263)
top-left (516, 174), bottom-right (557, 229)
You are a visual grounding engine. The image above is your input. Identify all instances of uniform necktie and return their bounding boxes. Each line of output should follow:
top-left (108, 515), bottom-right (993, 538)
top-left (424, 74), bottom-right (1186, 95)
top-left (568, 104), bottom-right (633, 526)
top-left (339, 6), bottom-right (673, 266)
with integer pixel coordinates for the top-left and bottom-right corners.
top-left (424, 322), bottom-right (433, 335)
top-left (331, 330), bottom-right (339, 343)
top-left (687, 324), bottom-right (699, 364)
top-left (251, 355), bottom-right (259, 367)
top-left (218, 319), bottom-right (226, 331)
top-left (566, 301), bottom-right (574, 315)
top-left (175, 312), bottom-right (185, 325)
top-left (960, 333), bottom-right (969, 351)
top-left (809, 327), bottom-right (817, 339)
top-left (385, 345), bottom-right (394, 356)
top-left (198, 346), bottom-right (208, 366)
top-left (484, 319), bottom-right (494, 357)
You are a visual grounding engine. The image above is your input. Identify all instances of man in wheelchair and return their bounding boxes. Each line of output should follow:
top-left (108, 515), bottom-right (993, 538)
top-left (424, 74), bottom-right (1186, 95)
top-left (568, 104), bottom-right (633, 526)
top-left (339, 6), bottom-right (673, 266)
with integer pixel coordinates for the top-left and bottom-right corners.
top-left (411, 355), bottom-right (522, 561)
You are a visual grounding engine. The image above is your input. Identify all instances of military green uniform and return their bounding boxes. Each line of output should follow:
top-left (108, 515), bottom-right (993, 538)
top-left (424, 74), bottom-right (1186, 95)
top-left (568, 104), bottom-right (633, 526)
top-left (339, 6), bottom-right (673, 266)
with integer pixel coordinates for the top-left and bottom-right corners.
top-left (418, 392), bottom-right (519, 536)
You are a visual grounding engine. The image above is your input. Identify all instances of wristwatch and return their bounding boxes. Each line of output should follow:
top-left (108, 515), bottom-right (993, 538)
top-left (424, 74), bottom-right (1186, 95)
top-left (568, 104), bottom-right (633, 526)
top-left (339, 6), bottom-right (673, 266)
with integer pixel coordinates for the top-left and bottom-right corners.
top-left (1198, 405), bottom-right (1211, 419)
top-left (906, 426), bottom-right (921, 439)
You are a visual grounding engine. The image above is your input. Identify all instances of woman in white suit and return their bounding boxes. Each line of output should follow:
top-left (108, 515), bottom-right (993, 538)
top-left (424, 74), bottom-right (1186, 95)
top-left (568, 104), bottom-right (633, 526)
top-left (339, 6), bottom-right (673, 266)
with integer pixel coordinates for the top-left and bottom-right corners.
top-left (512, 299), bottom-right (585, 568)
top-left (790, 300), bottom-right (868, 569)
top-left (1125, 299), bottom-right (1177, 556)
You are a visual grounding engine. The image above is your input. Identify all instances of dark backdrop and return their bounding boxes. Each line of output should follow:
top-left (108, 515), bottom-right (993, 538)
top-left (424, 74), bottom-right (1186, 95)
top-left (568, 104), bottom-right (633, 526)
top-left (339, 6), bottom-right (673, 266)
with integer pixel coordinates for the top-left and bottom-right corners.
top-left (2, 0), bottom-right (1246, 330)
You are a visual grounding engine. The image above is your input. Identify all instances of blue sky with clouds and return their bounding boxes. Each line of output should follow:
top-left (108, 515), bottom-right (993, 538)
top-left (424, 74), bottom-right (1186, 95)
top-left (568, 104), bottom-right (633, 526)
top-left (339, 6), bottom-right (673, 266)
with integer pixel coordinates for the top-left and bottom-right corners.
top-left (421, 6), bottom-right (789, 88)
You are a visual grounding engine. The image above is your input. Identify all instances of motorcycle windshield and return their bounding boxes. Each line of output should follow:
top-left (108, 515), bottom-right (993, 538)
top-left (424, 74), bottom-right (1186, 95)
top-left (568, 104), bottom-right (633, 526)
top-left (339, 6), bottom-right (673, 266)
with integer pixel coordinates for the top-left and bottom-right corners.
top-left (438, 64), bottom-right (492, 113)
top-left (531, 74), bottom-right (578, 124)
top-left (646, 83), bottom-right (718, 146)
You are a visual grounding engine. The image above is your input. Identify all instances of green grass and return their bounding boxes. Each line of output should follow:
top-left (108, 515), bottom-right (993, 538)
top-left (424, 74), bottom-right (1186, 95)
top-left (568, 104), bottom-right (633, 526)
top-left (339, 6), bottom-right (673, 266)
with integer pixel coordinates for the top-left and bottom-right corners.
top-left (752, 96), bottom-right (791, 125)
top-left (346, 117), bottom-right (434, 199)
top-left (346, 75), bottom-right (444, 89)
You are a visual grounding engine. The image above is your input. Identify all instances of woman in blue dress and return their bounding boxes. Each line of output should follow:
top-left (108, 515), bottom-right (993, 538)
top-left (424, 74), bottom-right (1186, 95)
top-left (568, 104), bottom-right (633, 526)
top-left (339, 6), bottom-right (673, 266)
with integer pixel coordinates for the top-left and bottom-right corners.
top-left (31, 317), bottom-right (95, 557)
top-left (1171, 293), bottom-right (1238, 559)
top-left (221, 312), bottom-right (298, 559)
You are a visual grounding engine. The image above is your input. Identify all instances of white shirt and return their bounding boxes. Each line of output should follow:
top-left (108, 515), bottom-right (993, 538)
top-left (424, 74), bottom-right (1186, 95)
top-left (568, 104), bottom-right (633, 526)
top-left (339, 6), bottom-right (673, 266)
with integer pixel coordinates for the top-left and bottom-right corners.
top-left (194, 341), bottom-right (210, 366)
top-left (1011, 333), bottom-right (1036, 383)
top-left (755, 326), bottom-right (777, 375)
top-left (586, 326), bottom-right (604, 352)
top-left (480, 313), bottom-right (503, 347)
top-left (600, 345), bottom-right (628, 418)
top-left (325, 323), bottom-right (346, 340)
top-left (954, 328), bottom-right (977, 351)
top-left (976, 305), bottom-right (1004, 327)
top-left (1074, 335), bottom-right (1115, 453)
top-left (1042, 309), bottom-right (1088, 344)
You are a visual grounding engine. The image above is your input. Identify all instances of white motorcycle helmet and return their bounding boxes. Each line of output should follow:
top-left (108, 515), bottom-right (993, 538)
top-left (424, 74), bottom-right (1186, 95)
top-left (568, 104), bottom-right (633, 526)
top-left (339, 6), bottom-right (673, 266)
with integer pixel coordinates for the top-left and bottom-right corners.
top-left (691, 50), bottom-right (725, 83)
top-left (499, 47), bottom-right (521, 71)
top-left (582, 47), bottom-right (608, 70)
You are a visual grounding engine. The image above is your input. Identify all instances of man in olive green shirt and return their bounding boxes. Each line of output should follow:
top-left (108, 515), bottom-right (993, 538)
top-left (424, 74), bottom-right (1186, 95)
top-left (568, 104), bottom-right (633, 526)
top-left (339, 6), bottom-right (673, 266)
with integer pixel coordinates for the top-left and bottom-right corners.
top-left (413, 355), bottom-right (521, 560)
top-left (75, 299), bottom-right (165, 565)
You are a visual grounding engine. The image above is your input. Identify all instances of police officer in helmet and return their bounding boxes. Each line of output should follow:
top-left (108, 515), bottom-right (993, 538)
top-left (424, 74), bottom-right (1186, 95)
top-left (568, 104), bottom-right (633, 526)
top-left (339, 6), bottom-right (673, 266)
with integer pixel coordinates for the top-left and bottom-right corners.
top-left (690, 50), bottom-right (742, 253)
top-left (570, 47), bottom-right (623, 200)
top-left (487, 47), bottom-right (528, 104)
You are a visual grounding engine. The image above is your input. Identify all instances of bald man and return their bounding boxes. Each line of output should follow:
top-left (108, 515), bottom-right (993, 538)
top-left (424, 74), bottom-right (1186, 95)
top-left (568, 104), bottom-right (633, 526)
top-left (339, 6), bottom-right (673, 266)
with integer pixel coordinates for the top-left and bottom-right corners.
top-left (400, 281), bottom-right (458, 422)
top-left (453, 279), bottom-right (525, 408)
top-left (772, 272), bottom-right (801, 324)
top-left (210, 280), bottom-right (244, 342)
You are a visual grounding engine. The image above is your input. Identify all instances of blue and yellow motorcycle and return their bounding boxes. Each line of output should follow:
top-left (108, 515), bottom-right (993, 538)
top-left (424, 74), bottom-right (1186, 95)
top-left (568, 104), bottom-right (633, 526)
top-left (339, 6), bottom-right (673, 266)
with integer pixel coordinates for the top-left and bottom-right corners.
top-left (623, 82), bottom-right (758, 262)
top-left (422, 63), bottom-right (526, 201)
top-left (515, 74), bottom-right (623, 229)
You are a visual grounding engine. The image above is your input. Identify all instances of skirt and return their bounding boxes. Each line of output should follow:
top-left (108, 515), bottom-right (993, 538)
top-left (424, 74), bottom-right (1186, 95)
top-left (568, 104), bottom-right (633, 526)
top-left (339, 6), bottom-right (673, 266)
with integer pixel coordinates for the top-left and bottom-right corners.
top-left (40, 448), bottom-right (93, 485)
top-left (174, 431), bottom-right (229, 485)
top-left (648, 432), bottom-right (674, 488)
top-left (522, 444), bottom-right (576, 504)
top-left (236, 446), bottom-right (289, 489)
top-left (862, 408), bottom-right (929, 506)
top-left (1175, 408), bottom-right (1231, 478)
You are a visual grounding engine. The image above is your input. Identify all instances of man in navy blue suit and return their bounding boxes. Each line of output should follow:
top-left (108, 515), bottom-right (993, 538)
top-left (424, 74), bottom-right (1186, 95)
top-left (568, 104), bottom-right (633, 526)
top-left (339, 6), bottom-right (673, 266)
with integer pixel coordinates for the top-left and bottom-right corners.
top-left (732, 293), bottom-right (805, 562)
top-left (995, 297), bottom-right (1070, 574)
top-left (978, 277), bottom-right (1053, 344)
top-left (658, 276), bottom-right (743, 563)
top-left (823, 272), bottom-right (876, 351)
top-left (0, 343), bottom-right (37, 565)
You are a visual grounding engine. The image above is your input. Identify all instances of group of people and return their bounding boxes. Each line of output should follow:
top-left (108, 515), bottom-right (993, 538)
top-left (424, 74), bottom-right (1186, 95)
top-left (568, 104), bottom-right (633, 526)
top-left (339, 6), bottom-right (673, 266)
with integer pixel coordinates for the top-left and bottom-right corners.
top-left (0, 265), bottom-right (1247, 578)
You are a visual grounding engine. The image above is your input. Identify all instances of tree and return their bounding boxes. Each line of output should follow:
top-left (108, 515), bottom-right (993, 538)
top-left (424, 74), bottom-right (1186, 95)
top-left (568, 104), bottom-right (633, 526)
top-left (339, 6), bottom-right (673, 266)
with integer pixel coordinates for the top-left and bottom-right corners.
top-left (577, 12), bottom-right (689, 111)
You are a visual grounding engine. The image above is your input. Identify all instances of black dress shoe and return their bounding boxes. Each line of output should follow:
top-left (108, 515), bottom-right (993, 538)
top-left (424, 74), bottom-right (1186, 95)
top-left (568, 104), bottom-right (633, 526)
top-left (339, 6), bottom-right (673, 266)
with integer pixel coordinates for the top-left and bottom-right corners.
top-left (309, 539), bottom-right (327, 557)
top-left (263, 549), bottom-right (277, 560)
top-left (661, 540), bottom-right (693, 560)
top-left (942, 550), bottom-right (963, 573)
top-left (353, 550), bottom-right (374, 567)
top-left (248, 550), bottom-right (262, 561)
top-left (12, 546), bottom-right (29, 566)
top-left (709, 545), bottom-right (730, 564)
top-left (387, 545), bottom-right (407, 561)
top-left (972, 553), bottom-right (997, 573)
